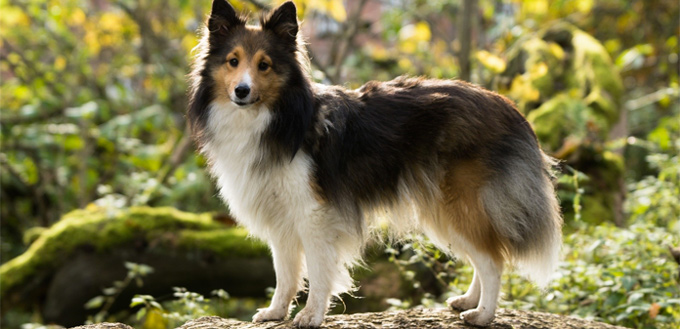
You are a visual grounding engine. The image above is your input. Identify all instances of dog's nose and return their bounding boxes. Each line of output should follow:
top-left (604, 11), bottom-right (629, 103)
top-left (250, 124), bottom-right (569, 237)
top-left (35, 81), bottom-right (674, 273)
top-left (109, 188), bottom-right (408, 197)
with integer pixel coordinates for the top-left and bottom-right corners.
top-left (234, 85), bottom-right (250, 99)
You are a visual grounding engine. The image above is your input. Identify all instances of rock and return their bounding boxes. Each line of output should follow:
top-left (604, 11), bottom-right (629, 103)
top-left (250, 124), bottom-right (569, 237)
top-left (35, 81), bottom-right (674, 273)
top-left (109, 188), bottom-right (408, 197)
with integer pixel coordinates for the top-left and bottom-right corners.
top-left (70, 323), bottom-right (134, 329)
top-left (69, 308), bottom-right (628, 329)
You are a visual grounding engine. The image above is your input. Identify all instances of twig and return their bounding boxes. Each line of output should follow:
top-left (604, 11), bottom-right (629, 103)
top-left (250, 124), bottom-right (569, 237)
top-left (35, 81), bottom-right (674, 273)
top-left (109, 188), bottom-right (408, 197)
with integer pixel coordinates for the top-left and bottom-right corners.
top-left (625, 87), bottom-right (679, 111)
top-left (157, 125), bottom-right (194, 187)
top-left (328, 0), bottom-right (370, 83)
top-left (307, 45), bottom-right (337, 84)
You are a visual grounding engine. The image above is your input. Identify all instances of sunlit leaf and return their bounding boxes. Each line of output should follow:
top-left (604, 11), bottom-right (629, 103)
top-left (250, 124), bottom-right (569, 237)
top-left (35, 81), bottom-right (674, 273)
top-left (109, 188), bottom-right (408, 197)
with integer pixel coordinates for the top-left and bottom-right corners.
top-left (398, 22), bottom-right (431, 54)
top-left (476, 50), bottom-right (506, 73)
top-left (84, 296), bottom-right (105, 309)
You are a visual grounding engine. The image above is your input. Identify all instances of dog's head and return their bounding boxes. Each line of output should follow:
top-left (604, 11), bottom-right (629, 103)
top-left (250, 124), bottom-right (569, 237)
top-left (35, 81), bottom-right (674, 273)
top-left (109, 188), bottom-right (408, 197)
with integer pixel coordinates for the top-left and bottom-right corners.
top-left (204, 0), bottom-right (301, 109)
top-left (189, 0), bottom-right (313, 158)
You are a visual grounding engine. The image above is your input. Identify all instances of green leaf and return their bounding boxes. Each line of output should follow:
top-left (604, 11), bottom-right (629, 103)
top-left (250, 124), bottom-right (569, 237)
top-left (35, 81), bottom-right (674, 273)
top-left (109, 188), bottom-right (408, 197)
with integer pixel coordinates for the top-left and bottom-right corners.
top-left (84, 296), bottom-right (105, 309)
top-left (130, 295), bottom-right (145, 307)
top-left (136, 307), bottom-right (147, 320)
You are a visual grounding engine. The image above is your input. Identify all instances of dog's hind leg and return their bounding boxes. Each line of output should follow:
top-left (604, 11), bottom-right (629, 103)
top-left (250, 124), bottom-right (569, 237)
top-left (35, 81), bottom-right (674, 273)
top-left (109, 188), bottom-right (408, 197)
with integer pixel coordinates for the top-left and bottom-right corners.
top-left (253, 237), bottom-right (304, 322)
top-left (446, 258), bottom-right (481, 311)
top-left (459, 249), bottom-right (503, 326)
top-left (429, 158), bottom-right (508, 326)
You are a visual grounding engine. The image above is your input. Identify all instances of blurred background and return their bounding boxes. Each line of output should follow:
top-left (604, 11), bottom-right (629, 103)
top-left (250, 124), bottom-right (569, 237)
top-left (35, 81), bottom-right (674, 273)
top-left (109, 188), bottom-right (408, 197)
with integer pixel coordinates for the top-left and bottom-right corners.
top-left (1, 0), bottom-right (678, 328)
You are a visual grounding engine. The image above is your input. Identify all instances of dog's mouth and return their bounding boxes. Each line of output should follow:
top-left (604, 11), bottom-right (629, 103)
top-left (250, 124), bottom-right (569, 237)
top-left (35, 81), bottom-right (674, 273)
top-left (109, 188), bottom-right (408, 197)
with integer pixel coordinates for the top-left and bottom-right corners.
top-left (232, 97), bottom-right (261, 107)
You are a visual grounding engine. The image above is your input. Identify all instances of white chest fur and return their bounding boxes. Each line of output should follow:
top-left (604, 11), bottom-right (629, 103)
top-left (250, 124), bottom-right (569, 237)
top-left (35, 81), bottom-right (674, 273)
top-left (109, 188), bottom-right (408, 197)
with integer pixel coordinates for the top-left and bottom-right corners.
top-left (203, 102), bottom-right (317, 241)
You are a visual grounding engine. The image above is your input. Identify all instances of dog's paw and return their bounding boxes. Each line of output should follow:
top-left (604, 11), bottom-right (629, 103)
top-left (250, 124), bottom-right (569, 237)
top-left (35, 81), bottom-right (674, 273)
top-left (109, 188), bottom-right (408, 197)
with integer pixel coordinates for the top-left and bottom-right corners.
top-left (460, 307), bottom-right (495, 327)
top-left (252, 307), bottom-right (287, 322)
top-left (447, 295), bottom-right (478, 311)
top-left (292, 307), bottom-right (324, 328)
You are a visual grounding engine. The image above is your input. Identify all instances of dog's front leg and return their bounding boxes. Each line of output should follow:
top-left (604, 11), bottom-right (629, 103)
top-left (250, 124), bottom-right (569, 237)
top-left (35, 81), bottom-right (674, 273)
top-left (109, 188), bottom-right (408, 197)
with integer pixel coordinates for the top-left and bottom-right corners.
top-left (253, 238), bottom-right (304, 322)
top-left (292, 237), bottom-right (335, 327)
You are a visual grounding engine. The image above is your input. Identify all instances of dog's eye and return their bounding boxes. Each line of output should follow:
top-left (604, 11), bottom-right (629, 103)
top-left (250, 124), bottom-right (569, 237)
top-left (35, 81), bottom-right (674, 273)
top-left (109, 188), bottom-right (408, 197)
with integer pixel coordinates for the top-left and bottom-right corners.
top-left (229, 58), bottom-right (239, 67)
top-left (258, 62), bottom-right (270, 71)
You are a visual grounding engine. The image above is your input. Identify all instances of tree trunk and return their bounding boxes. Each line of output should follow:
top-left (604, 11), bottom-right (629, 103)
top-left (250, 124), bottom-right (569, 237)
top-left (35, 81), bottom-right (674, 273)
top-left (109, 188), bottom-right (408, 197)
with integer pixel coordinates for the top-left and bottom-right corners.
top-left (458, 0), bottom-right (476, 82)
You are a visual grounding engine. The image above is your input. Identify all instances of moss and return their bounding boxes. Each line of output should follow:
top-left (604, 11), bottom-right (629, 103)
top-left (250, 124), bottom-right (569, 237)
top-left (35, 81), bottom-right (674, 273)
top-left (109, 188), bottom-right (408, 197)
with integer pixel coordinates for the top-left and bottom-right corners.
top-left (22, 226), bottom-right (46, 246)
top-left (0, 206), bottom-right (267, 296)
top-left (177, 229), bottom-right (270, 258)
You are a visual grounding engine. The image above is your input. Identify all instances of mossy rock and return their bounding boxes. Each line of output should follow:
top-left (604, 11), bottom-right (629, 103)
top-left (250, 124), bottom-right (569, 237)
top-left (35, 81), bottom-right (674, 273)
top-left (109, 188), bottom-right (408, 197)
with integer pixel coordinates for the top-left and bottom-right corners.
top-left (1, 206), bottom-right (273, 326)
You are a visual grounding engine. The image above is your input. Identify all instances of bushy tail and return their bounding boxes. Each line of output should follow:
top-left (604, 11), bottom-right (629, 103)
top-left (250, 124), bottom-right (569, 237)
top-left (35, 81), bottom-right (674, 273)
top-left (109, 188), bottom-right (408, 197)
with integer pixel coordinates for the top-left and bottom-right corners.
top-left (482, 148), bottom-right (563, 287)
top-left (514, 154), bottom-right (562, 287)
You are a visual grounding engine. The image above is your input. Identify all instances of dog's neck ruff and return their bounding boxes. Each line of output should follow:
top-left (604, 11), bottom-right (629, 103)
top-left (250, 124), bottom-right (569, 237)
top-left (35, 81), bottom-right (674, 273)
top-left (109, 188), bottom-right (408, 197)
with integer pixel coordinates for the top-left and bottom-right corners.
top-left (202, 101), bottom-right (316, 240)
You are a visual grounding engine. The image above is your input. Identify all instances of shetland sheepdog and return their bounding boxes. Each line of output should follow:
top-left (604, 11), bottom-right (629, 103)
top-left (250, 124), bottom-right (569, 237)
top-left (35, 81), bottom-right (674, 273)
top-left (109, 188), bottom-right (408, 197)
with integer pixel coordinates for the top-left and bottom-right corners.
top-left (188, 1), bottom-right (562, 327)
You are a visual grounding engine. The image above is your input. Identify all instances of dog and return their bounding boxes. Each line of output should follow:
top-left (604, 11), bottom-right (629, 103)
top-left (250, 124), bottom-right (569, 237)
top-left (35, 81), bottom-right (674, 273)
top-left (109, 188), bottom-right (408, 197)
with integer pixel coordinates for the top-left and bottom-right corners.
top-left (187, 1), bottom-right (562, 327)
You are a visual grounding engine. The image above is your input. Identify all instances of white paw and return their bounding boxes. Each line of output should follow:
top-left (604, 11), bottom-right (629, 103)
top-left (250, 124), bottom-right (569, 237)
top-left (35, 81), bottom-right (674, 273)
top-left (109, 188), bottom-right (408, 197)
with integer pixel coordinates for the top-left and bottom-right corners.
top-left (447, 295), bottom-right (478, 311)
top-left (292, 307), bottom-right (325, 327)
top-left (460, 307), bottom-right (495, 327)
top-left (252, 306), bottom-right (287, 322)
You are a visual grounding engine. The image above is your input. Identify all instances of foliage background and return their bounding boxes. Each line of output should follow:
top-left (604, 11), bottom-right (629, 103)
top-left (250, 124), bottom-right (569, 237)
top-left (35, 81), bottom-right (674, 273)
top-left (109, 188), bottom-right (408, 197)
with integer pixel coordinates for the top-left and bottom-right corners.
top-left (1, 0), bottom-right (678, 328)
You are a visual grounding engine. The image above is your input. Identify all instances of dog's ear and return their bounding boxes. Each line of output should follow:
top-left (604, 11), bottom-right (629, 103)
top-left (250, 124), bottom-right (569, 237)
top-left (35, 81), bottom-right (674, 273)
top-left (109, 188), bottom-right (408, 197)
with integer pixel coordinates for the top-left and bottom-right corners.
top-left (208, 0), bottom-right (245, 39)
top-left (262, 1), bottom-right (299, 45)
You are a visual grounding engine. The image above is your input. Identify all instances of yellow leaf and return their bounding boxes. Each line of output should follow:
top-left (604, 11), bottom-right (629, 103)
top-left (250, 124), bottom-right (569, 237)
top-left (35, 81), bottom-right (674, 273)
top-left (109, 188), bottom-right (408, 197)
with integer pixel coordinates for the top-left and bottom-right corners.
top-left (181, 34), bottom-right (199, 54)
top-left (548, 42), bottom-right (565, 60)
top-left (398, 58), bottom-right (411, 70)
top-left (54, 56), bottom-right (67, 70)
top-left (576, 0), bottom-right (593, 13)
top-left (399, 22), bottom-right (431, 43)
top-left (529, 62), bottom-right (548, 79)
top-left (327, 0), bottom-right (346, 22)
top-left (99, 13), bottom-right (122, 31)
top-left (69, 8), bottom-right (86, 26)
top-left (0, 6), bottom-right (30, 29)
top-left (521, 0), bottom-right (548, 18)
top-left (475, 50), bottom-right (506, 73)
top-left (143, 309), bottom-right (168, 329)
top-left (85, 29), bottom-right (101, 55)
top-left (85, 203), bottom-right (100, 211)
top-left (398, 22), bottom-right (431, 54)
top-left (368, 44), bottom-right (389, 61)
top-left (303, 0), bottom-right (346, 22)
top-left (509, 75), bottom-right (540, 102)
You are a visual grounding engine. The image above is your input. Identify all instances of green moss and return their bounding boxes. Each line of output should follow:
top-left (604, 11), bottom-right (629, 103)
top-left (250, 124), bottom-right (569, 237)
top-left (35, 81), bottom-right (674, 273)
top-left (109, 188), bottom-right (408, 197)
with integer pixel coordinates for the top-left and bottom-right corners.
top-left (177, 228), bottom-right (269, 258)
top-left (0, 206), bottom-right (268, 296)
top-left (22, 226), bottom-right (46, 246)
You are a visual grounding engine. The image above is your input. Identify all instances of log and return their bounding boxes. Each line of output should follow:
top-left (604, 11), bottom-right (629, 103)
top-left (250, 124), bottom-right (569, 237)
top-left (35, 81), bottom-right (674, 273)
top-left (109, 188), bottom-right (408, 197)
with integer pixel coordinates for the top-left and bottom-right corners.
top-left (68, 308), bottom-right (627, 329)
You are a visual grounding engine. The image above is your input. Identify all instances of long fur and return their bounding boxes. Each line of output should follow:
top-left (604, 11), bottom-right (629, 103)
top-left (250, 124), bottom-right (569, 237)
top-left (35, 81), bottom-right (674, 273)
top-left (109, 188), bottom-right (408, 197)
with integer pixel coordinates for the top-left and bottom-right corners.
top-left (188, 1), bottom-right (562, 327)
